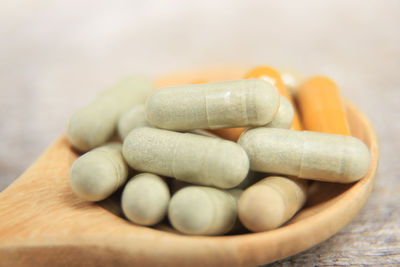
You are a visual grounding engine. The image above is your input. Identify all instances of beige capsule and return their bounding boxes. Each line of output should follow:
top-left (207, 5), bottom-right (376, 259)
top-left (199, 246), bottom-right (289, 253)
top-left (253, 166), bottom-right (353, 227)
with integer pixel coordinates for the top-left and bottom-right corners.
top-left (238, 128), bottom-right (370, 183)
top-left (67, 76), bottom-right (153, 152)
top-left (118, 105), bottom-right (150, 140)
top-left (168, 186), bottom-right (242, 235)
top-left (121, 173), bottom-right (170, 226)
top-left (69, 142), bottom-right (129, 201)
top-left (264, 96), bottom-right (294, 129)
top-left (122, 127), bottom-right (249, 189)
top-left (146, 79), bottom-right (280, 131)
top-left (238, 176), bottom-right (307, 232)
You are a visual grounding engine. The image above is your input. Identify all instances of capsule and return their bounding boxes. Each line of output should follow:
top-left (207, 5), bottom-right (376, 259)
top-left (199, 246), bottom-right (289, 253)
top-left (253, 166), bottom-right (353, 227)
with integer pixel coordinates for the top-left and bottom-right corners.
top-left (146, 79), bottom-right (280, 131)
top-left (238, 128), bottom-right (370, 183)
top-left (69, 142), bottom-right (129, 201)
top-left (238, 176), bottom-right (307, 232)
top-left (67, 76), bottom-right (153, 152)
top-left (168, 186), bottom-right (242, 235)
top-left (118, 105), bottom-right (150, 140)
top-left (245, 66), bottom-right (302, 130)
top-left (296, 76), bottom-right (351, 136)
top-left (211, 96), bottom-right (294, 141)
top-left (263, 96), bottom-right (294, 129)
top-left (122, 127), bottom-right (249, 189)
top-left (121, 173), bottom-right (170, 226)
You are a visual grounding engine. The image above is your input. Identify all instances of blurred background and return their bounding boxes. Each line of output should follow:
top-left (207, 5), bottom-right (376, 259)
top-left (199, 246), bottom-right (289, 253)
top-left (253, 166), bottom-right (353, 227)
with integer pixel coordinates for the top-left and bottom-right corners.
top-left (0, 0), bottom-right (399, 265)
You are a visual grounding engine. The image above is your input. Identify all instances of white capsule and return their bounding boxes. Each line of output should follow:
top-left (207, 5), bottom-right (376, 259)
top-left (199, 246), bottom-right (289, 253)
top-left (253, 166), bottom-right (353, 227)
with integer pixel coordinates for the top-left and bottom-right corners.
top-left (67, 76), bottom-right (153, 152)
top-left (121, 173), bottom-right (170, 226)
top-left (118, 105), bottom-right (150, 140)
top-left (238, 176), bottom-right (307, 232)
top-left (168, 186), bottom-right (241, 235)
top-left (122, 127), bottom-right (249, 189)
top-left (238, 128), bottom-right (370, 183)
top-left (146, 79), bottom-right (280, 131)
top-left (264, 96), bottom-right (294, 129)
top-left (70, 142), bottom-right (129, 201)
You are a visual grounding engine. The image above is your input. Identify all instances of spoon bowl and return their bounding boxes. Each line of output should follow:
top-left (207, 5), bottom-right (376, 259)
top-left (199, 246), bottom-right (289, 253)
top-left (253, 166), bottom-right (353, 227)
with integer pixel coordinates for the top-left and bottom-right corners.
top-left (0, 67), bottom-right (379, 266)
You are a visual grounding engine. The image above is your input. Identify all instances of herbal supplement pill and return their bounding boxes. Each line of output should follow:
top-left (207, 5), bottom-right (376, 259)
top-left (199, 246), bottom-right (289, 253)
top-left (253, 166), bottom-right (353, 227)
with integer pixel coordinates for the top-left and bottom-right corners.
top-left (264, 96), bottom-right (294, 129)
top-left (67, 76), bottom-right (153, 152)
top-left (210, 66), bottom-right (301, 141)
top-left (245, 66), bottom-right (303, 130)
top-left (211, 96), bottom-right (294, 141)
top-left (70, 142), bottom-right (129, 201)
top-left (296, 76), bottom-right (351, 136)
top-left (168, 186), bottom-right (241, 235)
top-left (121, 173), bottom-right (170, 226)
top-left (122, 127), bottom-right (249, 189)
top-left (238, 128), bottom-right (370, 183)
top-left (118, 105), bottom-right (150, 140)
top-left (238, 176), bottom-right (307, 232)
top-left (146, 79), bottom-right (279, 131)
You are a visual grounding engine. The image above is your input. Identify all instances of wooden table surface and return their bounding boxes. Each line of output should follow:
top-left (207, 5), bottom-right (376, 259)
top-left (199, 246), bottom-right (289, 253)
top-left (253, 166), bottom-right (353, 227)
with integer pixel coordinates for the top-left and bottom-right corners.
top-left (1, 1), bottom-right (399, 265)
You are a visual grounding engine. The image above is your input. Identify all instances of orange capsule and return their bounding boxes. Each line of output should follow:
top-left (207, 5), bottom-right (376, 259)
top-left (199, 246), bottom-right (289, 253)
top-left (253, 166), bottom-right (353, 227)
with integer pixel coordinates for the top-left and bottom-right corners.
top-left (296, 76), bottom-right (351, 136)
top-left (245, 66), bottom-right (302, 131)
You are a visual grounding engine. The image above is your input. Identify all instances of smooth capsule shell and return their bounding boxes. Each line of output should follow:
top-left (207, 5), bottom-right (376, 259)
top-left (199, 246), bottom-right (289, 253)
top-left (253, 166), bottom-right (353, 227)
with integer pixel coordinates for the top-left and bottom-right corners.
top-left (122, 127), bottom-right (249, 189)
top-left (121, 173), bottom-right (170, 226)
top-left (211, 96), bottom-right (294, 141)
top-left (238, 176), bottom-right (307, 232)
top-left (67, 76), bottom-right (153, 152)
top-left (238, 128), bottom-right (370, 183)
top-left (263, 97), bottom-right (294, 129)
top-left (146, 79), bottom-right (280, 131)
top-left (245, 66), bottom-right (302, 130)
top-left (118, 105), bottom-right (150, 140)
top-left (168, 186), bottom-right (241, 235)
top-left (69, 143), bottom-right (129, 201)
top-left (296, 76), bottom-right (351, 136)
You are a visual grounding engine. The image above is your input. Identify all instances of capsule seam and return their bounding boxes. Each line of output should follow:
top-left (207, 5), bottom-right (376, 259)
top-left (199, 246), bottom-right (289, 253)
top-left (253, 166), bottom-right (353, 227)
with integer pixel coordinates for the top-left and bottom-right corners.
top-left (298, 132), bottom-right (307, 178)
top-left (245, 82), bottom-right (253, 125)
top-left (171, 134), bottom-right (186, 180)
top-left (261, 183), bottom-right (288, 219)
top-left (99, 149), bottom-right (122, 192)
top-left (204, 86), bottom-right (212, 129)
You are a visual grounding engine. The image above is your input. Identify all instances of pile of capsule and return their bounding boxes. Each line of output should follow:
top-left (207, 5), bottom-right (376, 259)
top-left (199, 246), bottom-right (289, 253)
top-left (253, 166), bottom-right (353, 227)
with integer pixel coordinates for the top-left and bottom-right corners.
top-left (67, 66), bottom-right (370, 235)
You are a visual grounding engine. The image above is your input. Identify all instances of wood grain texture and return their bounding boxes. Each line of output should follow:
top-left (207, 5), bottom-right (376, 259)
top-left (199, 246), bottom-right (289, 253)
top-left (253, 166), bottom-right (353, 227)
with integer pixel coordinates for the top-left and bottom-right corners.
top-left (0, 96), bottom-right (379, 266)
top-left (0, 1), bottom-right (399, 265)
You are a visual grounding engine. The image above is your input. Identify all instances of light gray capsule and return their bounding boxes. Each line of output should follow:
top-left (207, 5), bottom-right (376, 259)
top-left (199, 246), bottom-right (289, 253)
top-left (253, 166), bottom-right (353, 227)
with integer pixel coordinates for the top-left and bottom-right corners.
top-left (238, 128), bottom-right (370, 183)
top-left (122, 127), bottom-right (249, 189)
top-left (238, 176), bottom-right (307, 232)
top-left (121, 173), bottom-right (170, 226)
top-left (146, 79), bottom-right (280, 131)
top-left (67, 76), bottom-right (153, 152)
top-left (70, 143), bottom-right (129, 201)
top-left (168, 186), bottom-right (242, 235)
top-left (264, 97), bottom-right (294, 129)
top-left (118, 105), bottom-right (150, 140)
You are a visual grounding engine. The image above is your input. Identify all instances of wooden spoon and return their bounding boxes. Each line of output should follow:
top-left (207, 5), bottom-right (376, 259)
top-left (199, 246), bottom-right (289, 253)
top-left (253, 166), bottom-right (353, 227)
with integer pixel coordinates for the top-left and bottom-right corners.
top-left (0, 68), bottom-right (379, 266)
